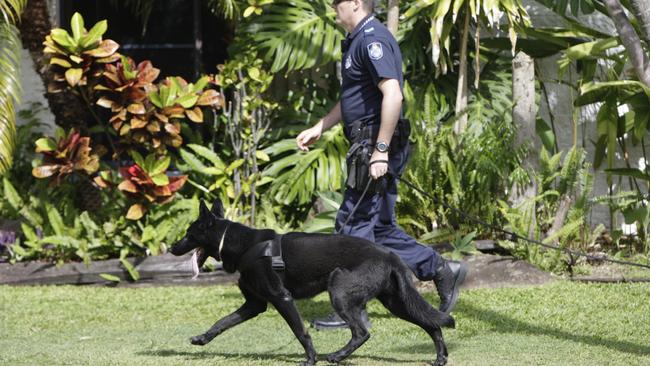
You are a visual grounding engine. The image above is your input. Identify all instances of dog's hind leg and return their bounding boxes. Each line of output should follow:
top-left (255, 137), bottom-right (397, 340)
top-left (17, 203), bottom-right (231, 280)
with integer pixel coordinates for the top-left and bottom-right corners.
top-left (377, 267), bottom-right (454, 366)
top-left (190, 286), bottom-right (267, 346)
top-left (325, 268), bottom-right (373, 364)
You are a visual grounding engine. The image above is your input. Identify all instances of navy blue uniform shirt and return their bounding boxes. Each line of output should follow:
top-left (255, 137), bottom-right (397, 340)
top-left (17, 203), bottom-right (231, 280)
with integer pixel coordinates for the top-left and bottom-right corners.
top-left (340, 15), bottom-right (404, 126)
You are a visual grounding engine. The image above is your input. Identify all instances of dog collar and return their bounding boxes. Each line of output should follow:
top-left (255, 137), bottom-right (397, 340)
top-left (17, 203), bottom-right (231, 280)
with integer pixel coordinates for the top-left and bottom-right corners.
top-left (217, 223), bottom-right (230, 260)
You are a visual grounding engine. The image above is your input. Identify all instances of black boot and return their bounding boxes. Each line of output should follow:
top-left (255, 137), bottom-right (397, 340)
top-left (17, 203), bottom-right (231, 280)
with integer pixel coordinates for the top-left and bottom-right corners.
top-left (433, 259), bottom-right (468, 314)
top-left (311, 310), bottom-right (371, 331)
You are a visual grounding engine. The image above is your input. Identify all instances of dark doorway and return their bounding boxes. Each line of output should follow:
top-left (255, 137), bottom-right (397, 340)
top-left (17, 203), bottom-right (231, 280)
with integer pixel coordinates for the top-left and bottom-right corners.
top-left (59, 0), bottom-right (231, 80)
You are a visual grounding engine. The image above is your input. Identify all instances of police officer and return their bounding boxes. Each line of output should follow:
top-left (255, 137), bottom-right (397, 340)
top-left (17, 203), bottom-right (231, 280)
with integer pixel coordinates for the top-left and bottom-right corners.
top-left (296, 0), bottom-right (468, 329)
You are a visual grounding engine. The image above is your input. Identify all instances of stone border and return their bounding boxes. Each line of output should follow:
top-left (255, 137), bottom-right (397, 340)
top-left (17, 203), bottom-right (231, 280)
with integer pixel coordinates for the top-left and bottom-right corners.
top-left (0, 253), bottom-right (238, 286)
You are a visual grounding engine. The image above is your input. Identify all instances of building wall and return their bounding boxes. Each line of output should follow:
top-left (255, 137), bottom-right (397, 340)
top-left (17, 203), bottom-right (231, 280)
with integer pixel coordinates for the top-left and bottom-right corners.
top-left (526, 0), bottom-right (644, 232)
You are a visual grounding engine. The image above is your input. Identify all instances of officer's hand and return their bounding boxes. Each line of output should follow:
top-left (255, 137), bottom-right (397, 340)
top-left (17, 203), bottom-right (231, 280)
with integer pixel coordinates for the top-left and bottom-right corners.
top-left (369, 150), bottom-right (389, 179)
top-left (296, 126), bottom-right (322, 151)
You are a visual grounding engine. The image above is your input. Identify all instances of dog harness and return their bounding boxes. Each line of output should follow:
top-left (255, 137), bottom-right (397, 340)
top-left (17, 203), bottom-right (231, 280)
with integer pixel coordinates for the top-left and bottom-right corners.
top-left (237, 235), bottom-right (285, 273)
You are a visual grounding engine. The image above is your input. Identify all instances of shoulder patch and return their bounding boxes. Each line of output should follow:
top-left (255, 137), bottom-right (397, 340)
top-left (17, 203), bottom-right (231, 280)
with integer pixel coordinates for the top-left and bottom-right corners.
top-left (367, 42), bottom-right (383, 60)
top-left (364, 27), bottom-right (374, 33)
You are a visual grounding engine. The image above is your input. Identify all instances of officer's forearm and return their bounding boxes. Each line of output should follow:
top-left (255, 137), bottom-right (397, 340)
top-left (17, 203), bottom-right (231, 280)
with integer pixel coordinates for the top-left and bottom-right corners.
top-left (377, 80), bottom-right (403, 145)
top-left (316, 102), bottom-right (342, 132)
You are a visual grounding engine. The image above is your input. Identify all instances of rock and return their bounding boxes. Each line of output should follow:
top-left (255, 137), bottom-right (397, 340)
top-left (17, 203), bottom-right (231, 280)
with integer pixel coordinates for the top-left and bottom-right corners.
top-left (415, 253), bottom-right (556, 291)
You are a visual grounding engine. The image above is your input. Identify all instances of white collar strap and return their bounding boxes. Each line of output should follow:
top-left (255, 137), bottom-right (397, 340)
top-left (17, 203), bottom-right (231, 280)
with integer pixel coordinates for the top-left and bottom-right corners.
top-left (217, 224), bottom-right (230, 259)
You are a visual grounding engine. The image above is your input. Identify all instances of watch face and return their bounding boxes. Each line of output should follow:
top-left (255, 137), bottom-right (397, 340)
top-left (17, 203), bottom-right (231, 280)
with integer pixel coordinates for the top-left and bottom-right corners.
top-left (376, 141), bottom-right (389, 152)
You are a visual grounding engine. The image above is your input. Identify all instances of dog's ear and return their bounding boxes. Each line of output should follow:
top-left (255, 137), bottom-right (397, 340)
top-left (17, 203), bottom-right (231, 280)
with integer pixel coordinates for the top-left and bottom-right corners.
top-left (199, 200), bottom-right (211, 217)
top-left (211, 199), bottom-right (224, 218)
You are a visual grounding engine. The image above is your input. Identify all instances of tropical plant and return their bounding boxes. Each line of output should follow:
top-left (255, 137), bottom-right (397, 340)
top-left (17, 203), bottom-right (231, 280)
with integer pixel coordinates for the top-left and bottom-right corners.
top-left (212, 54), bottom-right (277, 222)
top-left (402, 0), bottom-right (530, 131)
top-left (540, 0), bottom-right (650, 240)
top-left (301, 191), bottom-right (344, 233)
top-left (43, 12), bottom-right (120, 92)
top-left (112, 152), bottom-right (188, 220)
top-left (32, 127), bottom-right (100, 185)
top-left (236, 0), bottom-right (344, 72)
top-left (95, 56), bottom-right (160, 113)
top-left (262, 124), bottom-right (348, 206)
top-left (396, 62), bottom-right (524, 242)
top-left (449, 231), bottom-right (478, 260)
top-left (498, 146), bottom-right (606, 273)
top-left (0, 0), bottom-right (27, 175)
top-left (97, 70), bottom-right (224, 152)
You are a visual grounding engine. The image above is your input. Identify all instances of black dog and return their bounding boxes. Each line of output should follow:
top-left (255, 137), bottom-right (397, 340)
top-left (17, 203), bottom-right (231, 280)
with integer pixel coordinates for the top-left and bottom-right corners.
top-left (170, 200), bottom-right (455, 366)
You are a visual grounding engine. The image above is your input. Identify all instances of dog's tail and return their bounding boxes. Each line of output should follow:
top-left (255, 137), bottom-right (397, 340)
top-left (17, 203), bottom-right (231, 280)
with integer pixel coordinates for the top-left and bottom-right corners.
top-left (389, 253), bottom-right (455, 329)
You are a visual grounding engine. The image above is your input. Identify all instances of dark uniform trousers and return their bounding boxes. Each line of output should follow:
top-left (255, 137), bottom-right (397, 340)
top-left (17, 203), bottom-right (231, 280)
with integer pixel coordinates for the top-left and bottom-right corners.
top-left (334, 139), bottom-right (442, 281)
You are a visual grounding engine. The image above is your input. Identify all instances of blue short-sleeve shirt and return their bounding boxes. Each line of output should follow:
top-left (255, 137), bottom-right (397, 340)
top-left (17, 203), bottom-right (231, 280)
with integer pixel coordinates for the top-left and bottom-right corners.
top-left (340, 15), bottom-right (403, 126)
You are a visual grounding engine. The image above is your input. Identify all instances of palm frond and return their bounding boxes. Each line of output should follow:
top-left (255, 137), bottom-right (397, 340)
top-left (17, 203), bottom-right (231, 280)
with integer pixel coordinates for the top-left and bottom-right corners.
top-left (262, 125), bottom-right (347, 205)
top-left (243, 0), bottom-right (344, 72)
top-left (0, 0), bottom-right (26, 24)
top-left (205, 0), bottom-right (241, 20)
top-left (0, 22), bottom-right (22, 175)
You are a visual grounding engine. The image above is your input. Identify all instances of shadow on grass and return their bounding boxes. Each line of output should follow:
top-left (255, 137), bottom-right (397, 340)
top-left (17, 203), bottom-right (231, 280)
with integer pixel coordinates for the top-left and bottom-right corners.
top-left (140, 348), bottom-right (431, 365)
top-left (453, 301), bottom-right (650, 357)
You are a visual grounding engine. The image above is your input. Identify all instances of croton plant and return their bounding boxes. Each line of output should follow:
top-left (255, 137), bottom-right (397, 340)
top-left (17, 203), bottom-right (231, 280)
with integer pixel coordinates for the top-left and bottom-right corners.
top-left (43, 12), bottom-right (120, 92)
top-left (94, 151), bottom-right (187, 220)
top-left (32, 128), bottom-right (100, 185)
top-left (96, 63), bottom-right (225, 152)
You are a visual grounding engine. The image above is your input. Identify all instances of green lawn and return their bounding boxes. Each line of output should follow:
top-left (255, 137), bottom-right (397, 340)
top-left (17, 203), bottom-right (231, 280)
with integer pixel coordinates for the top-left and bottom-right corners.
top-left (1, 281), bottom-right (649, 366)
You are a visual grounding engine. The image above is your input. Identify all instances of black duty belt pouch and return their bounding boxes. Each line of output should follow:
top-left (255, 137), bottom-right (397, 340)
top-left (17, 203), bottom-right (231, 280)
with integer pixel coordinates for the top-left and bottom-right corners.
top-left (344, 117), bottom-right (411, 193)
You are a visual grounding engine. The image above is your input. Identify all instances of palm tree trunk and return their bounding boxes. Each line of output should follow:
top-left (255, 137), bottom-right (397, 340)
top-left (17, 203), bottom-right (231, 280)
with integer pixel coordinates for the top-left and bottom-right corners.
top-left (512, 51), bottom-right (538, 167)
top-left (629, 0), bottom-right (650, 43)
top-left (453, 5), bottom-right (470, 134)
top-left (604, 0), bottom-right (650, 87)
top-left (387, 0), bottom-right (399, 36)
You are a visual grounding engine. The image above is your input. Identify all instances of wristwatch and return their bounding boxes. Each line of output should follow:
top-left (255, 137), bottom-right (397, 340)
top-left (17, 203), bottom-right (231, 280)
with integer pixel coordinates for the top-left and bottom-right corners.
top-left (375, 140), bottom-right (390, 153)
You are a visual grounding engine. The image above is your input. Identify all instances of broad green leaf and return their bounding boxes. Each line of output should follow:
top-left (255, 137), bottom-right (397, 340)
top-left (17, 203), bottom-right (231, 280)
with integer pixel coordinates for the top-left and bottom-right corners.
top-left (176, 94), bottom-right (199, 109)
top-left (99, 273), bottom-right (121, 282)
top-left (151, 173), bottom-right (170, 186)
top-left (70, 12), bottom-right (85, 42)
top-left (3, 176), bottom-right (23, 209)
top-left (605, 168), bottom-right (650, 181)
top-left (535, 118), bottom-right (556, 153)
top-left (129, 150), bottom-right (146, 169)
top-left (120, 257), bottom-right (140, 281)
top-left (35, 137), bottom-right (56, 152)
top-left (80, 20), bottom-right (107, 49)
top-left (188, 144), bottom-right (224, 167)
top-left (255, 150), bottom-right (270, 162)
top-left (226, 159), bottom-right (245, 174)
top-left (151, 156), bottom-right (171, 175)
top-left (46, 203), bottom-right (66, 236)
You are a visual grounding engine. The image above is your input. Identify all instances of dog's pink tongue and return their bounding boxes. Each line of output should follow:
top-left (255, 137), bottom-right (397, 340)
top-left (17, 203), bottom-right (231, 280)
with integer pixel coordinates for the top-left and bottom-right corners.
top-left (190, 249), bottom-right (200, 280)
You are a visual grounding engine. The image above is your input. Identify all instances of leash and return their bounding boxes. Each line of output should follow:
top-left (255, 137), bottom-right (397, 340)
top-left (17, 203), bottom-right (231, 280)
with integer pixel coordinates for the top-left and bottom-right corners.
top-left (336, 160), bottom-right (388, 235)
top-left (393, 174), bottom-right (650, 270)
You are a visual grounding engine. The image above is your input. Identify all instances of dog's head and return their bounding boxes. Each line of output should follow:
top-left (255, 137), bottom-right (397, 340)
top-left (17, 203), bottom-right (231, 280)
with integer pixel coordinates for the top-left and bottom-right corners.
top-left (170, 199), bottom-right (227, 269)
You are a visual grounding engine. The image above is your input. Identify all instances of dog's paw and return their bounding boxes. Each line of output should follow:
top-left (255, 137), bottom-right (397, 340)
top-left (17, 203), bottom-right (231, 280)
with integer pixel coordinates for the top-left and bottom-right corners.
top-left (190, 335), bottom-right (210, 346)
top-left (326, 352), bottom-right (344, 364)
top-left (298, 360), bottom-right (315, 366)
top-left (431, 355), bottom-right (448, 366)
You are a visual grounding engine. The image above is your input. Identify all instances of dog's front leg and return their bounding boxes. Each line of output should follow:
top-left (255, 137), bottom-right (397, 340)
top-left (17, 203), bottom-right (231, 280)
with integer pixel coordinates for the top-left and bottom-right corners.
top-left (269, 292), bottom-right (317, 366)
top-left (191, 288), bottom-right (267, 346)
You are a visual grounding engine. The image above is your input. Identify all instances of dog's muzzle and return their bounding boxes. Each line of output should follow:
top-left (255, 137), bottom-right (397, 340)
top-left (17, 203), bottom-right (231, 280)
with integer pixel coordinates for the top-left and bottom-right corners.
top-left (170, 237), bottom-right (193, 256)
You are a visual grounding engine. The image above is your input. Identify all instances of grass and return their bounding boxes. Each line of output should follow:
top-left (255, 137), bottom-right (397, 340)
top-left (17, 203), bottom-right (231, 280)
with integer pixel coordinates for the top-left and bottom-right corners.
top-left (1, 281), bottom-right (649, 366)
